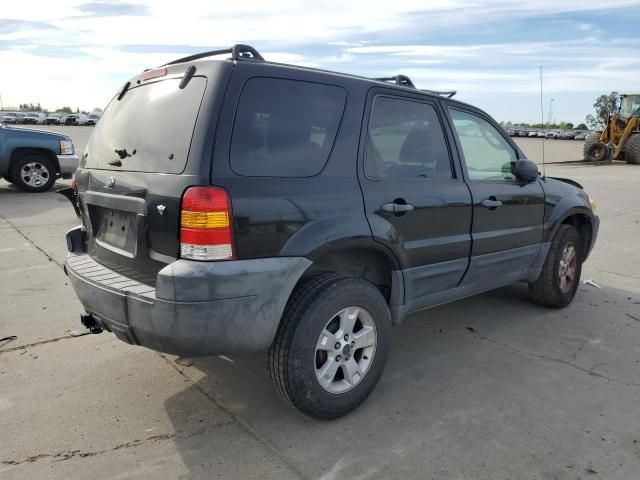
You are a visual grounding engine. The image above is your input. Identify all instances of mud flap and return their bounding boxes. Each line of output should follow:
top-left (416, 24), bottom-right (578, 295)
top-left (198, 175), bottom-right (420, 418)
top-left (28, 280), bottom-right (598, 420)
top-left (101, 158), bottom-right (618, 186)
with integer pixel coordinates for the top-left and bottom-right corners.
top-left (57, 187), bottom-right (81, 217)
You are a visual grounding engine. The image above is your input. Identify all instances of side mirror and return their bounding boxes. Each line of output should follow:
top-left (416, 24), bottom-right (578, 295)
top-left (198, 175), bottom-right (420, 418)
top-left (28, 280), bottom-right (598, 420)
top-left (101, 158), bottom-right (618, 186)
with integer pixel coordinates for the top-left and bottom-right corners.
top-left (513, 159), bottom-right (539, 183)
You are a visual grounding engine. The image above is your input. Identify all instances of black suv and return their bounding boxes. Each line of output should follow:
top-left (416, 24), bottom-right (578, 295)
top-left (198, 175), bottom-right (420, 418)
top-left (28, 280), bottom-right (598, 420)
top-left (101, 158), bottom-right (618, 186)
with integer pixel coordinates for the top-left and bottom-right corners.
top-left (63, 45), bottom-right (599, 419)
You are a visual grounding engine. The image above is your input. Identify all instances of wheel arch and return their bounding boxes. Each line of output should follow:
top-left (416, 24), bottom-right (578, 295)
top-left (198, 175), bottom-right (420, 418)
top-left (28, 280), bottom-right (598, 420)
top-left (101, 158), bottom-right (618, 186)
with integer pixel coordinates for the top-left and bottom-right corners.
top-left (559, 212), bottom-right (594, 260)
top-left (300, 240), bottom-right (403, 306)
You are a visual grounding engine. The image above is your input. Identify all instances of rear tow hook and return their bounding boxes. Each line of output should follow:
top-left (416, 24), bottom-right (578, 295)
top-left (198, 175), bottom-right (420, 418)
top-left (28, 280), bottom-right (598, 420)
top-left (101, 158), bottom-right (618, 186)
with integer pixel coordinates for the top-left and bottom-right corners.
top-left (80, 314), bottom-right (104, 334)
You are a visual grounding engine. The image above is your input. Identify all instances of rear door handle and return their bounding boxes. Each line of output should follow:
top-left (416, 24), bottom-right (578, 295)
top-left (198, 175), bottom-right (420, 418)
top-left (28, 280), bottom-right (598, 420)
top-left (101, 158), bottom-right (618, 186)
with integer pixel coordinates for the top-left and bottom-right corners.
top-left (480, 197), bottom-right (502, 209)
top-left (382, 202), bottom-right (415, 213)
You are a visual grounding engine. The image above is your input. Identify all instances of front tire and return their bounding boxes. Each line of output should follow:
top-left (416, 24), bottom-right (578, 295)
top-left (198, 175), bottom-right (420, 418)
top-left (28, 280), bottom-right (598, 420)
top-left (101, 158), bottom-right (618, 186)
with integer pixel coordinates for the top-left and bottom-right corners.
top-left (529, 225), bottom-right (583, 308)
top-left (10, 154), bottom-right (56, 192)
top-left (269, 274), bottom-right (391, 419)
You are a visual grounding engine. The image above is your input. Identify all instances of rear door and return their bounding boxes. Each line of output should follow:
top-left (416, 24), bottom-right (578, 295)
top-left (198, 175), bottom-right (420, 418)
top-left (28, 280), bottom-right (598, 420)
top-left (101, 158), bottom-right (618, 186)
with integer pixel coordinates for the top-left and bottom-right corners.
top-left (444, 105), bottom-right (545, 283)
top-left (359, 90), bottom-right (472, 301)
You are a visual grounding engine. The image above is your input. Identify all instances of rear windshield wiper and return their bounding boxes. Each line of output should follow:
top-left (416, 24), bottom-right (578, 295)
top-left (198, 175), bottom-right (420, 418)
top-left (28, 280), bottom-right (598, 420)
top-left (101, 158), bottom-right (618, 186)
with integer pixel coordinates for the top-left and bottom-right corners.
top-left (108, 160), bottom-right (122, 167)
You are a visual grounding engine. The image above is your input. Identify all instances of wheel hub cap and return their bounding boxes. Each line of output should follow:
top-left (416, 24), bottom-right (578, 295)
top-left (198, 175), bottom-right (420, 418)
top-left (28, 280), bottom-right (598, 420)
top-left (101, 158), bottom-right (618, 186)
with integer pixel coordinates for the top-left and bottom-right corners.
top-left (314, 306), bottom-right (377, 394)
top-left (558, 242), bottom-right (577, 294)
top-left (20, 162), bottom-right (50, 188)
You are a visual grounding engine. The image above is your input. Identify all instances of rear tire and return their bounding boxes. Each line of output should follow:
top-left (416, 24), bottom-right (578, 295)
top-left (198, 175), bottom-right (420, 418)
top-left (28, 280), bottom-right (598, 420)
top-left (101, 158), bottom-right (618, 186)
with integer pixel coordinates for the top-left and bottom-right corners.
top-left (624, 133), bottom-right (640, 165)
top-left (268, 274), bottom-right (391, 419)
top-left (529, 225), bottom-right (583, 308)
top-left (10, 154), bottom-right (56, 193)
top-left (583, 132), bottom-right (602, 161)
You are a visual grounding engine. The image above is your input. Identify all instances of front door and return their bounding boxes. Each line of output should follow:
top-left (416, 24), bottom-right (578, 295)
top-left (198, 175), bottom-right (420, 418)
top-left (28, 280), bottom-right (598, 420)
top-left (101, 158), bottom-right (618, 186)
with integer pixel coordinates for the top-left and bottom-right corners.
top-left (359, 92), bottom-right (472, 302)
top-left (445, 106), bottom-right (545, 284)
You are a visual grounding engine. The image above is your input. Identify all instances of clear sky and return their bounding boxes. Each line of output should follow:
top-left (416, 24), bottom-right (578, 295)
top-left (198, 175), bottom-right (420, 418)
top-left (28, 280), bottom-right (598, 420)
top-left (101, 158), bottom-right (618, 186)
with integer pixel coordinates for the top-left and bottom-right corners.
top-left (1, 1), bottom-right (639, 125)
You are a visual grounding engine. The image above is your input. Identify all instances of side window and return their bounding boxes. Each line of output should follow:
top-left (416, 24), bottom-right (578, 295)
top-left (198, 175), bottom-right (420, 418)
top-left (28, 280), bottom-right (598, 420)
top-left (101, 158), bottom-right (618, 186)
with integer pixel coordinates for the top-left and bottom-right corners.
top-left (448, 108), bottom-right (517, 181)
top-left (230, 78), bottom-right (346, 177)
top-left (365, 96), bottom-right (453, 179)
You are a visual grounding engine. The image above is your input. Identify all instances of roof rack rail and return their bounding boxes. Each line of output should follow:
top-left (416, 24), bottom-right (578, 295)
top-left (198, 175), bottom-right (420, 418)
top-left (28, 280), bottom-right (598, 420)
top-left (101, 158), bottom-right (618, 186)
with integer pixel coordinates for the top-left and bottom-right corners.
top-left (162, 44), bottom-right (264, 66)
top-left (373, 75), bottom-right (415, 88)
top-left (421, 89), bottom-right (457, 98)
top-left (373, 74), bottom-right (457, 98)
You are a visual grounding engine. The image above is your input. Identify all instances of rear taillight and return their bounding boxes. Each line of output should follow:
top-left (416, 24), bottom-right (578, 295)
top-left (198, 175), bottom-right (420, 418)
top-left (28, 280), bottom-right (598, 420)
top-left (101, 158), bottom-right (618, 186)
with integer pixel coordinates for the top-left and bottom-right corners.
top-left (180, 186), bottom-right (234, 261)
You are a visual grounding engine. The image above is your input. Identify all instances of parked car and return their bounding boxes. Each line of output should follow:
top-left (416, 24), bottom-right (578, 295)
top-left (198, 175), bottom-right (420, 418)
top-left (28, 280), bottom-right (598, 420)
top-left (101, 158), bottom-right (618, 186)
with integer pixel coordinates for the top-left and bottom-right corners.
top-left (559, 131), bottom-right (578, 140)
top-left (517, 129), bottom-right (529, 137)
top-left (0, 123), bottom-right (78, 192)
top-left (86, 113), bottom-right (101, 125)
top-left (537, 131), bottom-right (546, 138)
top-left (545, 131), bottom-right (558, 139)
top-left (62, 44), bottom-right (599, 419)
top-left (528, 130), bottom-right (538, 137)
top-left (506, 128), bottom-right (516, 136)
top-left (2, 112), bottom-right (26, 125)
top-left (46, 113), bottom-right (62, 125)
top-left (574, 132), bottom-right (589, 140)
top-left (23, 112), bottom-right (46, 125)
top-left (63, 114), bottom-right (88, 126)
top-left (1, 112), bottom-right (19, 124)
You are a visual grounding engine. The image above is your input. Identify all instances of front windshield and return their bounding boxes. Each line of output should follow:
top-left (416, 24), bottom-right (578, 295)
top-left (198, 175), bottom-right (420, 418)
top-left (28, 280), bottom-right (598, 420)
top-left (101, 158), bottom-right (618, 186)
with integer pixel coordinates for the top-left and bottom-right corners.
top-left (620, 95), bottom-right (640, 117)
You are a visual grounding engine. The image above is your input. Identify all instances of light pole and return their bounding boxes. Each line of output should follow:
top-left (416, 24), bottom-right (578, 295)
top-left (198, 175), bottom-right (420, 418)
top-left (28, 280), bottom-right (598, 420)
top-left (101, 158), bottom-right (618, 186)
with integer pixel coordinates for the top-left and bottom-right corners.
top-left (547, 98), bottom-right (554, 128)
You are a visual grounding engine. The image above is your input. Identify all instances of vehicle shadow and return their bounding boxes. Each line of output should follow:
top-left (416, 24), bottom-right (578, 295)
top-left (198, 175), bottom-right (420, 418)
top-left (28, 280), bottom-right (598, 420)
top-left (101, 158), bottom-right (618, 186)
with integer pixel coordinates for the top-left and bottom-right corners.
top-left (164, 281), bottom-right (640, 479)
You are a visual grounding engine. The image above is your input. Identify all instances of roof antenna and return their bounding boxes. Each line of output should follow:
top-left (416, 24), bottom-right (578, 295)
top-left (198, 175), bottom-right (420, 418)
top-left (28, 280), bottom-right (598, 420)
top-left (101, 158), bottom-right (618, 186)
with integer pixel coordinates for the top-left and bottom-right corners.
top-left (539, 65), bottom-right (546, 177)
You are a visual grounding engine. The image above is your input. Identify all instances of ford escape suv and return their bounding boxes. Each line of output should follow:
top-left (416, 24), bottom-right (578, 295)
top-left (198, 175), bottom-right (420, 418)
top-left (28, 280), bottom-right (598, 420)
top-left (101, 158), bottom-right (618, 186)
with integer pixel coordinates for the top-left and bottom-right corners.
top-left (63, 44), bottom-right (598, 419)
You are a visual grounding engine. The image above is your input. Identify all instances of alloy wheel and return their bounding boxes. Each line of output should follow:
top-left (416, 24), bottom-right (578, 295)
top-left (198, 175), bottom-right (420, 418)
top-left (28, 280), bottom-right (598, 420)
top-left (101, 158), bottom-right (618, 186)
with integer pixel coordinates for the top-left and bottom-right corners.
top-left (314, 306), bottom-right (377, 394)
top-left (558, 242), bottom-right (577, 294)
top-left (20, 161), bottom-right (50, 188)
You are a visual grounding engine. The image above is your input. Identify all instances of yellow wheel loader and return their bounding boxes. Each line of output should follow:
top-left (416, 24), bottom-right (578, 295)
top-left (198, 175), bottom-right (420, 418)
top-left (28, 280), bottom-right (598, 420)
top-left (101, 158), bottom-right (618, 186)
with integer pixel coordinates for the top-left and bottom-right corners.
top-left (584, 93), bottom-right (640, 164)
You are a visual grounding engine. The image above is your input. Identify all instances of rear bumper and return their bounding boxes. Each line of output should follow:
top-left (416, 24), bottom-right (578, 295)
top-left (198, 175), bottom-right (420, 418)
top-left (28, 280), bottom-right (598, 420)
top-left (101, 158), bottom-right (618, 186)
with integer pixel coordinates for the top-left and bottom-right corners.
top-left (57, 154), bottom-right (79, 176)
top-left (64, 249), bottom-right (311, 356)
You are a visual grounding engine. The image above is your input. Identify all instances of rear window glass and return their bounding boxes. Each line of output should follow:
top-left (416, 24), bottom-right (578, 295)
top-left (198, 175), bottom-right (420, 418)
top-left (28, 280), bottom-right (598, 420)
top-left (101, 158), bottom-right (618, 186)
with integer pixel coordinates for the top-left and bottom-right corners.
top-left (230, 78), bottom-right (346, 177)
top-left (84, 77), bottom-right (206, 174)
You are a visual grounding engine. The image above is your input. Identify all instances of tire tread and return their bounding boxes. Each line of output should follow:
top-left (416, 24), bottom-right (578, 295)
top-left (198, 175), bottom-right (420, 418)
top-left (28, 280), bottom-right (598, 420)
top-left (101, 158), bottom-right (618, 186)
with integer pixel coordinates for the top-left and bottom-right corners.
top-left (624, 133), bottom-right (640, 165)
top-left (529, 224), bottom-right (582, 308)
top-left (268, 273), bottom-right (340, 407)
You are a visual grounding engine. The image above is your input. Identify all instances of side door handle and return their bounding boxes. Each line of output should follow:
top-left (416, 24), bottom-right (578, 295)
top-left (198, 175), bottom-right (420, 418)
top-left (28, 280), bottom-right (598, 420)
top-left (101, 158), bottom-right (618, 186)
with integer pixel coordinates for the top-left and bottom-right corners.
top-left (480, 197), bottom-right (503, 209)
top-left (382, 201), bottom-right (415, 214)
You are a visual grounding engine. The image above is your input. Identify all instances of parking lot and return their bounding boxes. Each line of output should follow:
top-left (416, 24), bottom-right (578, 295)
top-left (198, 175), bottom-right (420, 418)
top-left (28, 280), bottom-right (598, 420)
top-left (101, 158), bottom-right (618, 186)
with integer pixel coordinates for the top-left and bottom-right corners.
top-left (1, 126), bottom-right (640, 479)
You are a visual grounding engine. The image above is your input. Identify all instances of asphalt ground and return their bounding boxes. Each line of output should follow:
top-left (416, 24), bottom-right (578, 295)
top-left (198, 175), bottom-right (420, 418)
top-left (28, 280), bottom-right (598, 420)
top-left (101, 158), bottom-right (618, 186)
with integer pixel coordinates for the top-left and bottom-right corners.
top-left (1, 125), bottom-right (639, 479)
